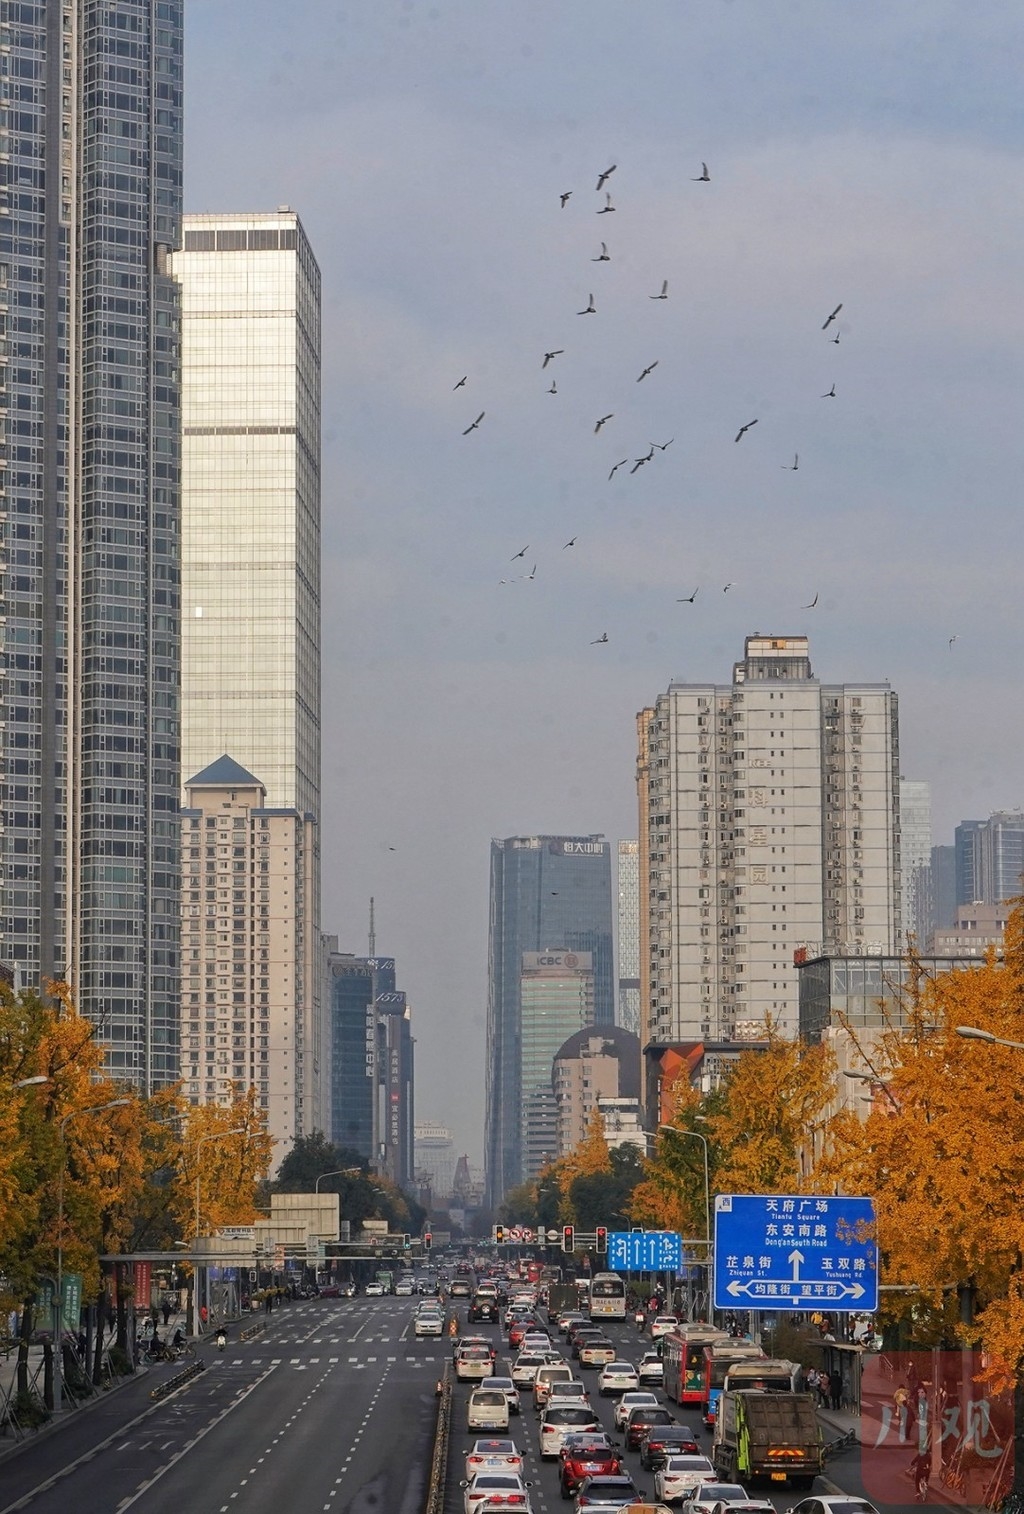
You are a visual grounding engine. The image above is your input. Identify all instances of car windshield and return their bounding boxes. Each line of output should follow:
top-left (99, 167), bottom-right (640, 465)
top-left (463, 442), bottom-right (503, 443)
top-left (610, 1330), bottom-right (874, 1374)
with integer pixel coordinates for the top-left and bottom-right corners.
top-left (484, 1378), bottom-right (514, 1389)
top-left (472, 1392), bottom-right (506, 1404)
top-left (694, 1488), bottom-right (746, 1502)
top-left (472, 1476), bottom-right (522, 1490)
top-left (546, 1408), bottom-right (597, 1424)
top-left (473, 1440), bottom-right (517, 1453)
top-left (666, 1457), bottom-right (713, 1470)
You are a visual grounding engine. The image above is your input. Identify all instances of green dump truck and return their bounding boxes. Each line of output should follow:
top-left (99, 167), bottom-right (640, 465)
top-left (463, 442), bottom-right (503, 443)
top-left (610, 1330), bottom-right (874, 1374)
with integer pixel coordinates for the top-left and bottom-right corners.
top-left (712, 1390), bottom-right (823, 1489)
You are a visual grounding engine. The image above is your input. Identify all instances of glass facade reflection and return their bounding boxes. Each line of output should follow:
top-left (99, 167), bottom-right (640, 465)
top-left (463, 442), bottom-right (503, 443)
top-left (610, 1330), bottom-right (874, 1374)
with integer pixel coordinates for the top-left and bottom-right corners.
top-left (0, 2), bottom-right (183, 1088)
top-left (485, 834), bottom-right (614, 1203)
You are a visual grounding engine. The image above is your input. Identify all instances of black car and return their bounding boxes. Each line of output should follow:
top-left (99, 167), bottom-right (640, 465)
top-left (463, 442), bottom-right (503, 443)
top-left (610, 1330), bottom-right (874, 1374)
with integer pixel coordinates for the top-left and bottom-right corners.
top-left (624, 1405), bottom-right (676, 1451)
top-left (639, 1423), bottom-right (700, 1470)
top-left (574, 1475), bottom-right (644, 1510)
top-left (469, 1293), bottom-right (500, 1323)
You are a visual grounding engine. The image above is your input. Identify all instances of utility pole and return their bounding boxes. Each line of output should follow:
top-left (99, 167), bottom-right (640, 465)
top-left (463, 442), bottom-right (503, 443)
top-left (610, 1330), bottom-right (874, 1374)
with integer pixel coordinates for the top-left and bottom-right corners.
top-left (368, 896), bottom-right (376, 957)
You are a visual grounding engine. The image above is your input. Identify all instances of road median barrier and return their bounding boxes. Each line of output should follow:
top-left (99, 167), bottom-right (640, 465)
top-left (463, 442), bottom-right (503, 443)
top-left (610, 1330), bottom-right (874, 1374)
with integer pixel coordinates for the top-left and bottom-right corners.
top-left (149, 1359), bottom-right (205, 1400)
top-left (424, 1362), bottom-right (452, 1514)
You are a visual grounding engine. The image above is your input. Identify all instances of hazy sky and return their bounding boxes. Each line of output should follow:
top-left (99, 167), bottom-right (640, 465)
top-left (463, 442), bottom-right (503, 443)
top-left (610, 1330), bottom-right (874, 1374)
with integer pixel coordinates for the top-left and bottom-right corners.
top-left (186, 2), bottom-right (1024, 1164)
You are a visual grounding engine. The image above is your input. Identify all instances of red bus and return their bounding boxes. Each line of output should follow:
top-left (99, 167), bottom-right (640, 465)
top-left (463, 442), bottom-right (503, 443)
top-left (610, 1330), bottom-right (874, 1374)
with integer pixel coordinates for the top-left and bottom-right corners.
top-left (662, 1325), bottom-right (730, 1407)
top-left (701, 1340), bottom-right (764, 1427)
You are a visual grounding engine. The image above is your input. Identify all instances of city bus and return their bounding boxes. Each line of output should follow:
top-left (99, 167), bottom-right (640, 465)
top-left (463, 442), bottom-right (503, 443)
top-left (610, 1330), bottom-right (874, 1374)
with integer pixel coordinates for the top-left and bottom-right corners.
top-left (702, 1340), bottom-right (765, 1427)
top-left (588, 1271), bottom-right (628, 1320)
top-left (662, 1325), bottom-right (731, 1407)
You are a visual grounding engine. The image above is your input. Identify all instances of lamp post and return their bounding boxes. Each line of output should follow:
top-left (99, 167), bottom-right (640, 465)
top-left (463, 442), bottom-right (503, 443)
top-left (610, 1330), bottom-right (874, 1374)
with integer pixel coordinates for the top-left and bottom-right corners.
top-left (56, 1098), bottom-right (129, 1412)
top-left (842, 1067), bottom-right (901, 1112)
top-left (658, 1124), bottom-right (711, 1320)
top-left (315, 1166), bottom-right (361, 1192)
top-left (191, 1127), bottom-right (245, 1335)
top-left (14, 1075), bottom-right (48, 1090)
top-left (956, 1025), bottom-right (1024, 1051)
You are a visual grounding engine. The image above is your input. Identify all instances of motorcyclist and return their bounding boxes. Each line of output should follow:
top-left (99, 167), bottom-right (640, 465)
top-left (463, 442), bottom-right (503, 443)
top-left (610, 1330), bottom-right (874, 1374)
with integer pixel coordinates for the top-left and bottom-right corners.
top-left (215, 1325), bottom-right (227, 1350)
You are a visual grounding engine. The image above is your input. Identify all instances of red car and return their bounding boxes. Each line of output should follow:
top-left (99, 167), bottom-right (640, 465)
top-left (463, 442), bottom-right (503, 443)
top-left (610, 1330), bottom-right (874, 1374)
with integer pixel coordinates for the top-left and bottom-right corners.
top-left (508, 1316), bottom-right (544, 1350)
top-left (559, 1433), bottom-right (623, 1497)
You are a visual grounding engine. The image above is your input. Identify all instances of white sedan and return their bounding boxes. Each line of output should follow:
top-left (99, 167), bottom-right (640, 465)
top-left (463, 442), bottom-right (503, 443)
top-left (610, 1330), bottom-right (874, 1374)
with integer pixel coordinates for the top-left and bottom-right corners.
top-left (598, 1361), bottom-right (640, 1396)
top-left (679, 1484), bottom-right (749, 1514)
top-left (511, 1352), bottom-right (555, 1387)
top-left (650, 1315), bottom-right (680, 1340)
top-left (654, 1455), bottom-right (716, 1505)
top-left (414, 1311), bottom-right (444, 1337)
top-left (464, 1439), bottom-right (524, 1476)
top-left (614, 1390), bottom-right (661, 1430)
top-left (461, 1472), bottom-right (532, 1514)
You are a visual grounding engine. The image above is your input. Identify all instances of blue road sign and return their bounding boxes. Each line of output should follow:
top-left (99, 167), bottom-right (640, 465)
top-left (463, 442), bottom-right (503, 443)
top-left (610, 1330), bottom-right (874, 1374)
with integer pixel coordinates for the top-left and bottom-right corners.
top-left (713, 1194), bottom-right (878, 1312)
top-left (607, 1231), bottom-right (682, 1272)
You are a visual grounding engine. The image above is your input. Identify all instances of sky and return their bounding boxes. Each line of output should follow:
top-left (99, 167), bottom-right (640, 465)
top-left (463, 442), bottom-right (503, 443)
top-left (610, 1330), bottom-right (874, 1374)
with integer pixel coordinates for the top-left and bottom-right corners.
top-left (185, 1), bottom-right (1024, 1166)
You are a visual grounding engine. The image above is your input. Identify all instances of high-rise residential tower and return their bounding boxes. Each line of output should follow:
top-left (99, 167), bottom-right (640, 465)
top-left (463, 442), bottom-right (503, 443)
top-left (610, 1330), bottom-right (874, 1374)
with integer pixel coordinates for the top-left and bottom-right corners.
top-left (899, 780), bottom-right (931, 944)
top-left (485, 834), bottom-right (614, 1204)
top-left (640, 636), bottom-right (901, 1044)
top-left (617, 840), bottom-right (641, 1038)
top-left (169, 211), bottom-right (321, 819)
top-left (0, 4), bottom-right (184, 1087)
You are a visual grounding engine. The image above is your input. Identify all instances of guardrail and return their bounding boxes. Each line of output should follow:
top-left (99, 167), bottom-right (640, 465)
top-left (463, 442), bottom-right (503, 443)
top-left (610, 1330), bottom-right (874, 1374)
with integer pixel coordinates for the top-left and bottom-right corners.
top-left (149, 1358), bottom-right (205, 1400)
top-left (424, 1363), bottom-right (452, 1514)
top-left (823, 1428), bottom-right (857, 1458)
top-left (240, 1320), bottom-right (265, 1342)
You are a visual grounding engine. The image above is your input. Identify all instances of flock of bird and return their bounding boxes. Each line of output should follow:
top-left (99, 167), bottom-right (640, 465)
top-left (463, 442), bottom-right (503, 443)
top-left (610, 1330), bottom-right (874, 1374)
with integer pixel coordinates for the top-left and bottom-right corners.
top-left (452, 160), bottom-right (851, 645)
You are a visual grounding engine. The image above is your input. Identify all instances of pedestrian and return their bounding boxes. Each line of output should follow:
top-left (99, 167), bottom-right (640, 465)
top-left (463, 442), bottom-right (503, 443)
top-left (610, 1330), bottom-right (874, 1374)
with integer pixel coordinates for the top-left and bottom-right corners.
top-left (831, 1373), bottom-right (842, 1411)
top-left (162, 1299), bottom-right (172, 1327)
top-left (909, 1447), bottom-right (931, 1502)
top-left (200, 1304), bottom-right (208, 1328)
top-left (806, 1366), bottom-right (819, 1397)
top-left (893, 1383), bottom-right (909, 1443)
top-left (817, 1371), bottom-right (830, 1409)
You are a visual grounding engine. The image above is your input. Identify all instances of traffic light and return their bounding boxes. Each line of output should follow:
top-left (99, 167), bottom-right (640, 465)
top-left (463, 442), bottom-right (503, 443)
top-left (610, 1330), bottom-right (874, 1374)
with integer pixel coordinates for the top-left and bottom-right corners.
top-left (493, 1223), bottom-right (506, 1244)
top-left (424, 1231), bottom-right (432, 1251)
top-left (562, 1225), bottom-right (575, 1253)
top-left (595, 1226), bottom-right (608, 1255)
top-left (403, 1233), bottom-right (411, 1250)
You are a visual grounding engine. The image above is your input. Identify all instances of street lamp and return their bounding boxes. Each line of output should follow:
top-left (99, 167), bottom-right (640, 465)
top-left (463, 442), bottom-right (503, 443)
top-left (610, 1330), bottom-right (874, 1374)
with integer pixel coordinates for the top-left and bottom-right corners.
top-left (14, 1075), bottom-right (48, 1089)
top-left (842, 1068), bottom-right (901, 1112)
top-left (56, 1097), bottom-right (130, 1412)
top-left (658, 1123), bottom-right (712, 1320)
top-left (315, 1166), bottom-right (362, 1192)
top-left (191, 1127), bottom-right (245, 1335)
top-left (956, 1025), bottom-right (1024, 1051)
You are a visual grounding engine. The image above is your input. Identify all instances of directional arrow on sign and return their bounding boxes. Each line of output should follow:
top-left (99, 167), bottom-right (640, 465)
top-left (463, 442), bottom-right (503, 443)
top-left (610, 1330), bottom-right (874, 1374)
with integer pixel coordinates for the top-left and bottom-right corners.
top-left (726, 1279), bottom-right (866, 1301)
top-left (789, 1248), bottom-right (804, 1280)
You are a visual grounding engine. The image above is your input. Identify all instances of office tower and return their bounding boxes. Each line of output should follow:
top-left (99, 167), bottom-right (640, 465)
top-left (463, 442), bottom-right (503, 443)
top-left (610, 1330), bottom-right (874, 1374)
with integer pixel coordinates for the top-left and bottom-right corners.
top-left (169, 211), bottom-right (321, 818)
top-left (899, 780), bottom-right (931, 944)
top-left (640, 635), bottom-right (901, 1045)
top-left (915, 843), bottom-right (956, 942)
top-left (414, 1122), bottom-right (455, 1202)
top-left (325, 947), bottom-right (414, 1185)
top-left (617, 841), bottom-right (642, 1037)
top-left (0, 5), bottom-right (183, 1086)
top-left (485, 834), bottom-right (614, 1203)
top-left (955, 821), bottom-right (984, 906)
top-left (181, 757), bottom-right (321, 1157)
top-left (955, 812), bottom-right (1024, 907)
top-left (520, 949), bottom-right (595, 1178)
top-left (553, 1025), bottom-right (641, 1157)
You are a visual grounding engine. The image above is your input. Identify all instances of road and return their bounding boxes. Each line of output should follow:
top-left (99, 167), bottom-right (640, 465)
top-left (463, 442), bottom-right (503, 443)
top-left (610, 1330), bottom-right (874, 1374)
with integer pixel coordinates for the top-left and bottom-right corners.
top-left (0, 1297), bottom-right (905, 1514)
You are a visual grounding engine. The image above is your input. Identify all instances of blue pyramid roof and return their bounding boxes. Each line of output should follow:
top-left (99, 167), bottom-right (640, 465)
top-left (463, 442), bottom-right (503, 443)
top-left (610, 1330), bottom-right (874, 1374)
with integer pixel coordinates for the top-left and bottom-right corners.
top-left (186, 754), bottom-right (263, 789)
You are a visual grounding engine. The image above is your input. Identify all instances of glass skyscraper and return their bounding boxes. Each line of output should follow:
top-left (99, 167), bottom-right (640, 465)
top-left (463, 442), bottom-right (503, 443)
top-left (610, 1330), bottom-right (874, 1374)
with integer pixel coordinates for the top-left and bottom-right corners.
top-left (485, 834), bottom-right (614, 1204)
top-left (0, 2), bottom-right (184, 1087)
top-left (169, 211), bottom-right (321, 820)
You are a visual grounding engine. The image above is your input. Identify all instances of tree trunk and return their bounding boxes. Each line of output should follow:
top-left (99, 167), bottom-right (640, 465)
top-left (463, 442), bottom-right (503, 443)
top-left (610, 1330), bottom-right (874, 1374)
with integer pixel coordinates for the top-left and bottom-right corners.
top-left (42, 1341), bottom-right (53, 1410)
top-left (16, 1301), bottom-right (31, 1396)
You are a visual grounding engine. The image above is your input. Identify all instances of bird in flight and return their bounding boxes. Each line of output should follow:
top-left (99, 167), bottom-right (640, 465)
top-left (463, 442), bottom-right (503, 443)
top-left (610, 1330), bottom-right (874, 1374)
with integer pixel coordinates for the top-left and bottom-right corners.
top-left (692, 162), bottom-right (710, 182)
top-left (636, 360), bottom-right (659, 382)
top-left (542, 349), bottom-right (564, 368)
top-left (677, 588), bottom-right (699, 603)
top-left (734, 419), bottom-right (758, 442)
top-left (822, 303), bottom-right (843, 330)
top-left (631, 447), bottom-right (655, 474)
top-left (803, 592), bottom-right (819, 609)
top-left (578, 293), bottom-right (596, 315)
top-left (949, 634), bottom-right (959, 649)
top-left (649, 280), bottom-right (669, 300)
top-left (597, 192), bottom-right (616, 214)
top-left (463, 411), bottom-right (485, 435)
top-left (782, 453), bottom-right (799, 471)
top-left (830, 330), bottom-right (841, 345)
top-left (608, 458), bottom-right (629, 480)
top-left (723, 582), bottom-right (735, 592)
top-left (511, 545), bottom-right (529, 561)
top-left (596, 165), bottom-right (617, 191)
top-left (592, 241), bottom-right (610, 262)
top-left (548, 381), bottom-right (557, 394)
top-left (594, 414), bottom-right (614, 433)
top-left (560, 191), bottom-right (572, 208)
top-left (652, 439), bottom-right (674, 451)
top-left (821, 384), bottom-right (836, 398)
top-left (528, 564), bottom-right (537, 580)
top-left (591, 632), bottom-right (609, 644)
top-left (563, 537), bottom-right (577, 549)
top-left (453, 375), bottom-right (467, 390)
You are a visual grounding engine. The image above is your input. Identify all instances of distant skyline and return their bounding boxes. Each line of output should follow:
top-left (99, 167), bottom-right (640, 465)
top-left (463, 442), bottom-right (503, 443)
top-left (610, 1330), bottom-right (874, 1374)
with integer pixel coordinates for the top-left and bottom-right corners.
top-left (186, 3), bottom-right (1024, 1163)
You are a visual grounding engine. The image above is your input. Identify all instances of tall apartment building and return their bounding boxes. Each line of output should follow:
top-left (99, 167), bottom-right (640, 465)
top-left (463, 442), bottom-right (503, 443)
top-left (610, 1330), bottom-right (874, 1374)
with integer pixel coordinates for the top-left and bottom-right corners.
top-left (520, 948), bottom-right (595, 1177)
top-left (485, 834), bottom-right (614, 1204)
top-left (169, 210), bottom-right (321, 817)
top-left (0, 4), bottom-right (183, 1085)
top-left (640, 636), bottom-right (901, 1043)
top-left (553, 1025), bottom-right (641, 1158)
top-left (899, 780), bottom-right (931, 945)
top-left (325, 947), bottom-right (414, 1188)
top-left (181, 757), bottom-right (321, 1157)
top-left (617, 841), bottom-right (641, 1037)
